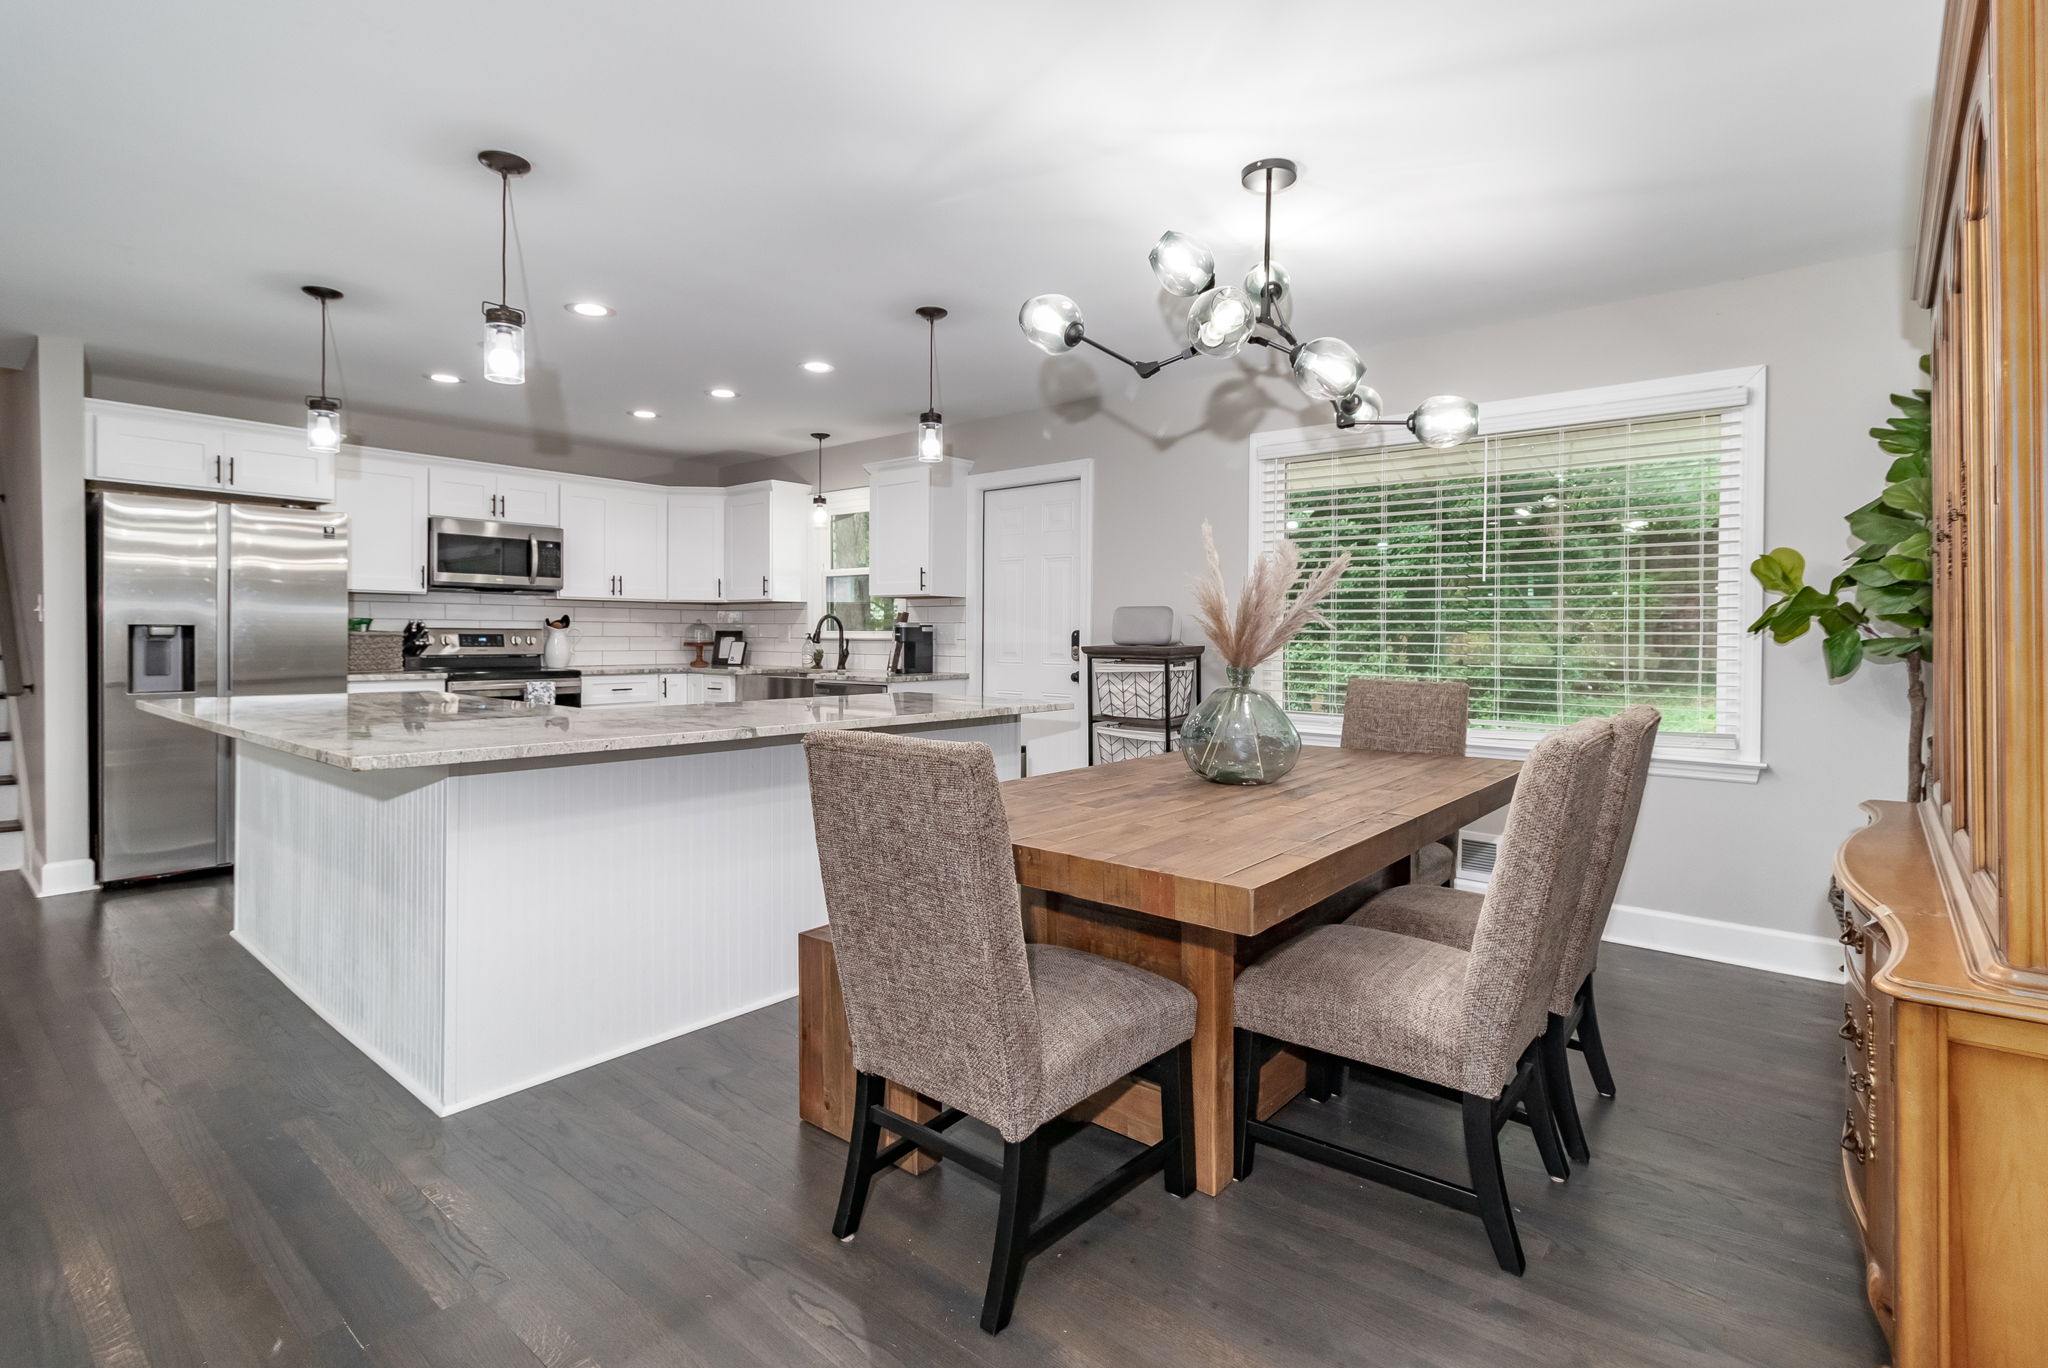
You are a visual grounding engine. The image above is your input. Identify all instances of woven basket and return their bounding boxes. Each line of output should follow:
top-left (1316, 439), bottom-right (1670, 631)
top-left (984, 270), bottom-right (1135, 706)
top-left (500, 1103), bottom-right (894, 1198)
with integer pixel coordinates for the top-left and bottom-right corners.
top-left (1094, 723), bottom-right (1170, 764)
top-left (1092, 660), bottom-right (1197, 721)
top-left (347, 631), bottom-right (406, 674)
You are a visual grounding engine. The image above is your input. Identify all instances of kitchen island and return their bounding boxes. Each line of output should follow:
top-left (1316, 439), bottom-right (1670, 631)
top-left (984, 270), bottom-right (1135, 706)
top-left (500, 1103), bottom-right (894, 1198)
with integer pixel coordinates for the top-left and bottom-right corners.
top-left (142, 689), bottom-right (1059, 1114)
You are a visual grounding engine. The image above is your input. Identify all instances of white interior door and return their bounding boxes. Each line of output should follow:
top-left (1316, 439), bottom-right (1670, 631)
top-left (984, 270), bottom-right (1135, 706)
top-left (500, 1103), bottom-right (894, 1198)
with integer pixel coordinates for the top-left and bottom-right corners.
top-left (981, 479), bottom-right (1084, 775)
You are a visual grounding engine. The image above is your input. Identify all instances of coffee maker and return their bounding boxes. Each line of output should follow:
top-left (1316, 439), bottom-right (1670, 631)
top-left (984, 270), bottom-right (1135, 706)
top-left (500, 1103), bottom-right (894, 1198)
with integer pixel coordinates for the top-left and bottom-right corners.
top-left (890, 622), bottom-right (935, 675)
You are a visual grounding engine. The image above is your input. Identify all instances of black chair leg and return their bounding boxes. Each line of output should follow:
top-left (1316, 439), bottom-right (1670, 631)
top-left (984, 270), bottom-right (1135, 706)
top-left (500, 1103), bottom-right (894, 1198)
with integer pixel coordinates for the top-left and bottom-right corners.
top-left (1576, 976), bottom-right (1617, 1099)
top-left (1523, 1049), bottom-right (1571, 1183)
top-left (1159, 1041), bottom-right (1196, 1197)
top-left (1460, 1092), bottom-right (1525, 1275)
top-left (980, 1132), bottom-right (1050, 1335)
top-left (1233, 1028), bottom-right (1261, 1180)
top-left (1304, 1050), bottom-right (1333, 1102)
top-left (832, 1071), bottom-right (886, 1240)
top-left (1325, 1052), bottom-right (1346, 1098)
top-left (1542, 1013), bottom-right (1591, 1165)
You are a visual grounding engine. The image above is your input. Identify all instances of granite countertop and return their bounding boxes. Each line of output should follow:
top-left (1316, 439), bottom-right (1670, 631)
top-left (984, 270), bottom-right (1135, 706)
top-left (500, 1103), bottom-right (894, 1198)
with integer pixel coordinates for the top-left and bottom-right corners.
top-left (347, 665), bottom-right (970, 683)
top-left (140, 691), bottom-right (1061, 772)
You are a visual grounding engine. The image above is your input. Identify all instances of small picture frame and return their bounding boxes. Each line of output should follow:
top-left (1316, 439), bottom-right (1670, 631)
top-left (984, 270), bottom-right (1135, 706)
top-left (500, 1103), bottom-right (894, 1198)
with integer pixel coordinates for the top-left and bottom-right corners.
top-left (717, 636), bottom-right (746, 665)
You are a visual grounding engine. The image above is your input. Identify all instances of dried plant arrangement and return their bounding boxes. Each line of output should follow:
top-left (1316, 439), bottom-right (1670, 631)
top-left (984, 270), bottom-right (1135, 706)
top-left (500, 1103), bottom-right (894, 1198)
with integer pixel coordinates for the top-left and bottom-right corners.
top-left (1189, 521), bottom-right (1352, 670)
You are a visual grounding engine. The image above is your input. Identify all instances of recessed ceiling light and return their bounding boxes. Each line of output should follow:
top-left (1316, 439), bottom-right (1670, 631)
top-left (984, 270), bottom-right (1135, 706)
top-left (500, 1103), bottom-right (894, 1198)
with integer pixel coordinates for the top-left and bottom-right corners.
top-left (427, 372), bottom-right (462, 384)
top-left (630, 409), bottom-right (658, 419)
top-left (801, 360), bottom-right (835, 374)
top-left (707, 387), bottom-right (737, 399)
top-left (567, 301), bottom-right (615, 317)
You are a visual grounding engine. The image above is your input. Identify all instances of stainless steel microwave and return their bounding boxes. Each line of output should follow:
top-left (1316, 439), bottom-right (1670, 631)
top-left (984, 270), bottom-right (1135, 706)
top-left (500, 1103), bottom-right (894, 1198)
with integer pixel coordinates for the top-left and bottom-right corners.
top-left (427, 517), bottom-right (564, 593)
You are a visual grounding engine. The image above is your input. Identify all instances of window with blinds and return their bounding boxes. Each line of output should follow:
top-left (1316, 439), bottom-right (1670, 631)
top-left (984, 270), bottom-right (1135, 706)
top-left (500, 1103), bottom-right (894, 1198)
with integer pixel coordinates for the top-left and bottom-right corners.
top-left (1257, 403), bottom-right (1749, 752)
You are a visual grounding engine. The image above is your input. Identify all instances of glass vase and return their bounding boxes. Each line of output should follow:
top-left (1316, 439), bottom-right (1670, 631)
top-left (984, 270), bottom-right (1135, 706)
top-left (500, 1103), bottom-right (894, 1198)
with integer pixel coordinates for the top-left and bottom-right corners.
top-left (1178, 667), bottom-right (1301, 785)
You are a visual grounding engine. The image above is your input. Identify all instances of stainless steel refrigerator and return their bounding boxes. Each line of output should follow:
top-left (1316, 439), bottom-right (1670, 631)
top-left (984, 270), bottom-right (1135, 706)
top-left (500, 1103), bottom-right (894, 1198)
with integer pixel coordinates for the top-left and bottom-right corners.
top-left (90, 490), bottom-right (349, 884)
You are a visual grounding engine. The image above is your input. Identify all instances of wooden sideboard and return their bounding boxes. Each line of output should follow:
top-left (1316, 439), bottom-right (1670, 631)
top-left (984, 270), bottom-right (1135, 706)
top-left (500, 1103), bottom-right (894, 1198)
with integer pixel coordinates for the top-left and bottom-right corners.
top-left (1841, 1), bottom-right (2048, 1362)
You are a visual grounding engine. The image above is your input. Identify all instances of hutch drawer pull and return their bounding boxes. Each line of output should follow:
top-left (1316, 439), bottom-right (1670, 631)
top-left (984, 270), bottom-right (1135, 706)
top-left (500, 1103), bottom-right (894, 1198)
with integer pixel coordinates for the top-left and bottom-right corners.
top-left (1838, 1005), bottom-right (1863, 1046)
top-left (1849, 1069), bottom-right (1873, 1096)
top-left (1841, 1114), bottom-right (1866, 1165)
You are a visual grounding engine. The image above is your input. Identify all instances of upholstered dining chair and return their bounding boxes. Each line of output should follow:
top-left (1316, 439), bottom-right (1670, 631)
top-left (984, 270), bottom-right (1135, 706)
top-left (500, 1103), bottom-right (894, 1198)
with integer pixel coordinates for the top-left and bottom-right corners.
top-left (802, 728), bottom-right (1198, 1335)
top-left (1345, 705), bottom-right (1659, 1164)
top-left (1231, 716), bottom-right (1617, 1274)
top-left (1341, 677), bottom-right (1470, 887)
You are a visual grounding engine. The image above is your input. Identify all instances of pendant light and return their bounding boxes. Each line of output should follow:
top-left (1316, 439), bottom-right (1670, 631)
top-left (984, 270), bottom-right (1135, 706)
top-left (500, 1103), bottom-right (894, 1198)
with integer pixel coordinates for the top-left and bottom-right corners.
top-left (301, 285), bottom-right (343, 454)
top-left (810, 433), bottom-right (831, 527)
top-left (915, 305), bottom-right (947, 463)
top-left (477, 150), bottom-right (531, 385)
top-left (1018, 158), bottom-right (1479, 445)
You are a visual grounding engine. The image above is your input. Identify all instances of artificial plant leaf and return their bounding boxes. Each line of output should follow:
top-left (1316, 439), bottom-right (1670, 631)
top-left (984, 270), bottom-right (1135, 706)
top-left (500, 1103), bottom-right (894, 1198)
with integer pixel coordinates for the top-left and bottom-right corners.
top-left (1750, 547), bottom-right (1806, 595)
top-left (1872, 434), bottom-right (1918, 455)
top-left (1770, 585), bottom-right (1833, 643)
top-left (1880, 555), bottom-right (1931, 581)
top-left (1864, 635), bottom-right (1925, 659)
top-left (1847, 506), bottom-right (1918, 546)
top-left (1746, 603), bottom-right (1779, 635)
top-left (1885, 455), bottom-right (1929, 483)
top-left (1892, 530), bottom-right (1932, 559)
top-left (1847, 561), bottom-right (1899, 587)
top-left (1879, 610), bottom-right (1931, 629)
top-left (1857, 582), bottom-right (1928, 616)
top-left (1881, 477), bottom-right (1932, 517)
top-left (1823, 625), bottom-right (1864, 680)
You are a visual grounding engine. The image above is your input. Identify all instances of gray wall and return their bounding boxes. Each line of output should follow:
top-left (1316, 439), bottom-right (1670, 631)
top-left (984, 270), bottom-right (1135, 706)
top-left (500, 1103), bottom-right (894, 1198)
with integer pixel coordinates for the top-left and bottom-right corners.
top-left (0, 338), bottom-right (94, 893)
top-left (88, 374), bottom-right (726, 486)
top-left (738, 250), bottom-right (1925, 949)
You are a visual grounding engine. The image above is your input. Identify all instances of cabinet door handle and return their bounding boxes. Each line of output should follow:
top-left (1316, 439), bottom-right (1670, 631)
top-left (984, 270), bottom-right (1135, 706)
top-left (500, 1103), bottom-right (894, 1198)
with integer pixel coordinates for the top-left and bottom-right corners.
top-left (762, 575), bottom-right (768, 596)
top-left (227, 457), bottom-right (236, 485)
top-left (716, 577), bottom-right (722, 597)
top-left (214, 454), bottom-right (223, 484)
top-left (920, 567), bottom-right (927, 591)
top-left (419, 565), bottom-right (425, 588)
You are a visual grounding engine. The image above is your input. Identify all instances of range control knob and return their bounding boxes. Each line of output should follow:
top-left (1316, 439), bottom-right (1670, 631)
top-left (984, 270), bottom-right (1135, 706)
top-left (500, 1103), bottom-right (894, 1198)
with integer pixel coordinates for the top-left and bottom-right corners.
top-left (438, 634), bottom-right (456, 646)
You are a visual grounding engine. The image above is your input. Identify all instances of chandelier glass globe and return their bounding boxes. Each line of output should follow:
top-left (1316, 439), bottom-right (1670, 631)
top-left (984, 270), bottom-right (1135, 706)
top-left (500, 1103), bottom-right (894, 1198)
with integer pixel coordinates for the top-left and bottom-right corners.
top-left (1243, 261), bottom-right (1291, 322)
top-left (1291, 337), bottom-right (1364, 401)
top-left (1148, 231), bottom-right (1216, 297)
top-left (1407, 394), bottom-right (1481, 449)
top-left (1185, 285), bottom-right (1258, 357)
top-left (1018, 294), bottom-right (1084, 354)
top-left (1339, 385), bottom-right (1383, 423)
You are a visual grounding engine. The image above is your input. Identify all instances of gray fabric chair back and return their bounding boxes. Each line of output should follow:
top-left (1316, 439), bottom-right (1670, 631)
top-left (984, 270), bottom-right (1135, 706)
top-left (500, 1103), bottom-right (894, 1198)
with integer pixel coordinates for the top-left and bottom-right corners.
top-left (1549, 705), bottom-right (1660, 1014)
top-left (802, 729), bottom-right (1044, 1134)
top-left (1340, 678), bottom-right (1469, 755)
top-left (1457, 717), bottom-right (1615, 1092)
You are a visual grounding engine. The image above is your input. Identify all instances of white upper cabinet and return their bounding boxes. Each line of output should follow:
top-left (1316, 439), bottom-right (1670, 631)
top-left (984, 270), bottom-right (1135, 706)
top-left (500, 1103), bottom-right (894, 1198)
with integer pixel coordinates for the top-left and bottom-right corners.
top-left (722, 480), bottom-right (808, 601)
top-left (87, 403), bottom-right (334, 501)
top-left (222, 427), bottom-right (336, 502)
top-left (666, 490), bottom-right (726, 600)
top-left (558, 478), bottom-right (667, 601)
top-left (91, 409), bottom-right (220, 489)
top-left (428, 467), bottom-right (559, 524)
top-left (332, 449), bottom-right (431, 593)
top-left (866, 457), bottom-right (975, 596)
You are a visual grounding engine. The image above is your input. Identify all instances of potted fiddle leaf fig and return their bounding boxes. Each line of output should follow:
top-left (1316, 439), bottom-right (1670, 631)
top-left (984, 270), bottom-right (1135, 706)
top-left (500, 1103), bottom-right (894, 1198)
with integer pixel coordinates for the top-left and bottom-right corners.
top-left (1749, 356), bottom-right (1934, 799)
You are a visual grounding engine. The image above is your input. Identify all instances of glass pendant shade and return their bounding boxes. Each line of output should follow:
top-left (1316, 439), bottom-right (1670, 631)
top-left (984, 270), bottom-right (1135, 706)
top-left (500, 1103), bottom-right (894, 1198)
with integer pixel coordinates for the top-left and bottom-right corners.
top-left (482, 306), bottom-right (526, 385)
top-left (917, 416), bottom-right (945, 463)
top-left (811, 495), bottom-right (829, 527)
top-left (1019, 294), bottom-right (1084, 354)
top-left (1339, 384), bottom-right (1384, 423)
top-left (1291, 337), bottom-right (1365, 401)
top-left (1407, 394), bottom-right (1481, 448)
top-left (1185, 285), bottom-right (1258, 357)
top-left (304, 397), bottom-right (341, 454)
top-left (1243, 261), bottom-right (1291, 321)
top-left (1148, 231), bottom-right (1216, 297)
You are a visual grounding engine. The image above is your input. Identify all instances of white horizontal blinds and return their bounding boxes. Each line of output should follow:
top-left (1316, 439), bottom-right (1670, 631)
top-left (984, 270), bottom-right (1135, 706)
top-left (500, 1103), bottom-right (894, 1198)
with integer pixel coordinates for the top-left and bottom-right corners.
top-left (1260, 406), bottom-right (1746, 749)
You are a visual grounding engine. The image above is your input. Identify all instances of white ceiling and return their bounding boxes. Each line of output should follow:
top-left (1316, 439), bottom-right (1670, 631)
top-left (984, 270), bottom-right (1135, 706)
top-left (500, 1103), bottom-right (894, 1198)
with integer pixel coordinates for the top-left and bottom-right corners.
top-left (0, 1), bottom-right (1940, 465)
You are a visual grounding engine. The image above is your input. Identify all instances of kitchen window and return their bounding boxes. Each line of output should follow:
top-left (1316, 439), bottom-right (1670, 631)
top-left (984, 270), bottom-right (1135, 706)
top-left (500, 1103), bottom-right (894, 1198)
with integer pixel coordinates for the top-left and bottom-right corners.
top-left (1249, 368), bottom-right (1767, 781)
top-left (820, 489), bottom-right (902, 634)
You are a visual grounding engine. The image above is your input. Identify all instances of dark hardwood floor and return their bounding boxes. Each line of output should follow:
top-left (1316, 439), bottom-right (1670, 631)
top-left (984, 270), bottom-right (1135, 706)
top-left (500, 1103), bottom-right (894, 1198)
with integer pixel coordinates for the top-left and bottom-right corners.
top-left (0, 873), bottom-right (1883, 1367)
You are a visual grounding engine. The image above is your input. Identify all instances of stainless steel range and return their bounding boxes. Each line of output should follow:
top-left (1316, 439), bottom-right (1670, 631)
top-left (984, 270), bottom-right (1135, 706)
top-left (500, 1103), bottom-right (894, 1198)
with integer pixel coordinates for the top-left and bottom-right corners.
top-left (409, 628), bottom-right (581, 704)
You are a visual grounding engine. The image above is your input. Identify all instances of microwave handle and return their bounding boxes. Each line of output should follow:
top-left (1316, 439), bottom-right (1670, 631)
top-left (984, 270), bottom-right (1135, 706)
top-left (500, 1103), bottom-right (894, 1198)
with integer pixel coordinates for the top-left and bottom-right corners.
top-left (529, 535), bottom-right (541, 583)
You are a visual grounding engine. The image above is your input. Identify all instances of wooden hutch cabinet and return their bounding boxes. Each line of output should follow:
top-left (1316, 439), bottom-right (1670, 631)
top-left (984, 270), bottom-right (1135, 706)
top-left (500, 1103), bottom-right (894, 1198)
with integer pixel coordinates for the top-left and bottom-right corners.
top-left (1833, 1), bottom-right (2048, 1362)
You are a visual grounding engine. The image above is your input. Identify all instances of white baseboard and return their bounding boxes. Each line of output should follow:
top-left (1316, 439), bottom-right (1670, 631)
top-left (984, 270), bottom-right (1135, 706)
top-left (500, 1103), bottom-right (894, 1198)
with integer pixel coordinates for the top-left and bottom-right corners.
top-left (1454, 880), bottom-right (1844, 983)
top-left (22, 856), bottom-right (100, 898)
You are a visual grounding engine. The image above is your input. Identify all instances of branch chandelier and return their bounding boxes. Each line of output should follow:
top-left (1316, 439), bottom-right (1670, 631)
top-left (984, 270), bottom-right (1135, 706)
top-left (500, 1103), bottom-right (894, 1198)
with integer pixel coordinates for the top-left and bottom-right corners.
top-left (1018, 158), bottom-right (1481, 448)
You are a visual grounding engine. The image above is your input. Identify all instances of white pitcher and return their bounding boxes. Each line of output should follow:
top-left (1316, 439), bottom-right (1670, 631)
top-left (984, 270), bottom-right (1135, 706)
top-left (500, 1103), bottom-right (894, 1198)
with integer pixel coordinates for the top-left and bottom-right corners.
top-left (542, 625), bottom-right (578, 668)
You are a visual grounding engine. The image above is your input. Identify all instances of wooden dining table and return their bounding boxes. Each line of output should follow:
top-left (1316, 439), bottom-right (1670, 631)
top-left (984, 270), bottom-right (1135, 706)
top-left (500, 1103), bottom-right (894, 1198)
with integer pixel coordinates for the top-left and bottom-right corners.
top-left (1000, 745), bottom-right (1519, 1195)
top-left (797, 743), bottom-right (1520, 1197)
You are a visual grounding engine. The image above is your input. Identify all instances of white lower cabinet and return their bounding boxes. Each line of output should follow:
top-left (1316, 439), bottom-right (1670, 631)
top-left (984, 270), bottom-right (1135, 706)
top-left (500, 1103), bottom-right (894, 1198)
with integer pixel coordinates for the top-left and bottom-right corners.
top-left (348, 678), bottom-right (442, 694)
top-left (659, 673), bottom-right (735, 704)
top-left (890, 679), bottom-right (966, 696)
top-left (333, 449), bottom-right (431, 592)
top-left (579, 675), bottom-right (662, 706)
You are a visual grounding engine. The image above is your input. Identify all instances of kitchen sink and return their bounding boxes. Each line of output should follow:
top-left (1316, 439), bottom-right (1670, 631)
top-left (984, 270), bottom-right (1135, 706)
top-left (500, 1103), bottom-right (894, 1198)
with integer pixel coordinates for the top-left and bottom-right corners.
top-left (739, 672), bottom-right (888, 701)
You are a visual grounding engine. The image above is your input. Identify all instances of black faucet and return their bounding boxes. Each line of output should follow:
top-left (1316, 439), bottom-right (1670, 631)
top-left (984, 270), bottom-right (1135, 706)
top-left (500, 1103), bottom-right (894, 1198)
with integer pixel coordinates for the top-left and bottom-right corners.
top-left (807, 613), bottom-right (849, 672)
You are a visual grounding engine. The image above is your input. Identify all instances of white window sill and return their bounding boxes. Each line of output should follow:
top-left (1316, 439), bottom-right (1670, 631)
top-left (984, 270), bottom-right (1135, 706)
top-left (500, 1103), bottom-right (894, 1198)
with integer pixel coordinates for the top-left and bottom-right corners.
top-left (1291, 714), bottom-right (1767, 784)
